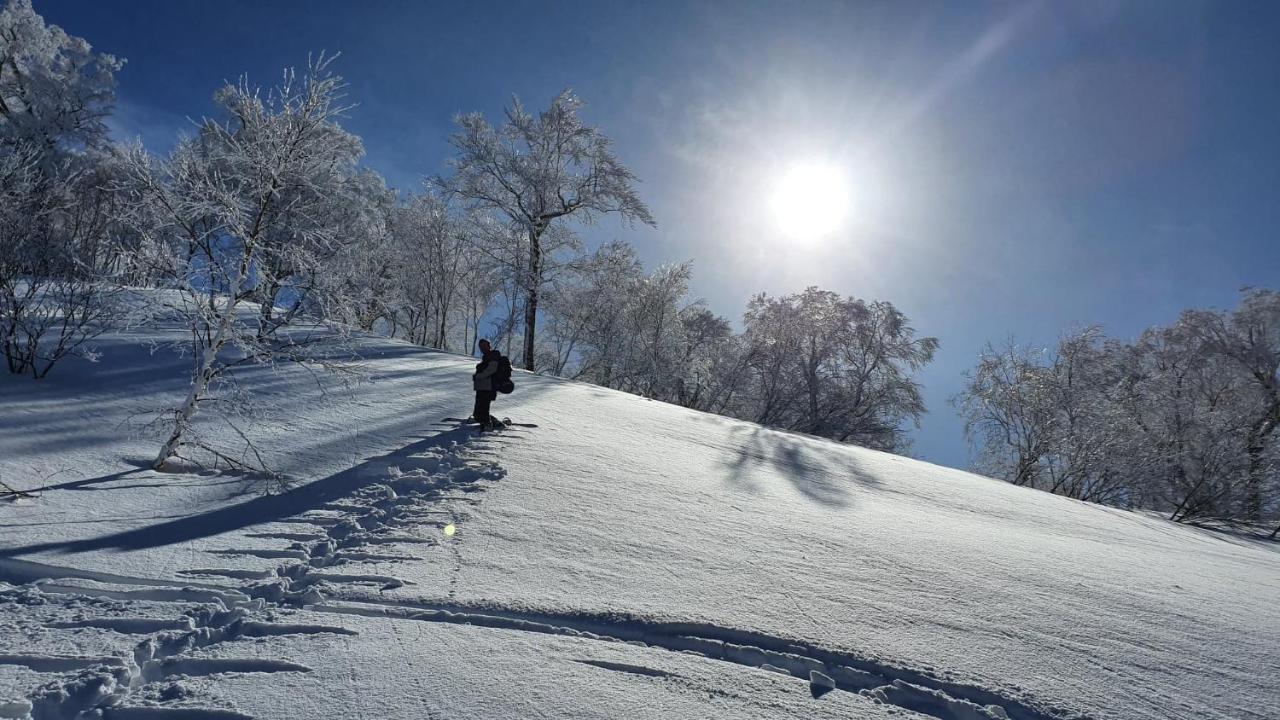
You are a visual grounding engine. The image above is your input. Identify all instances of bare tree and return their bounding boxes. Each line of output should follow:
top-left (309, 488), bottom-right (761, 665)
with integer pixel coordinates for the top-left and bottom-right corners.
top-left (439, 90), bottom-right (655, 370)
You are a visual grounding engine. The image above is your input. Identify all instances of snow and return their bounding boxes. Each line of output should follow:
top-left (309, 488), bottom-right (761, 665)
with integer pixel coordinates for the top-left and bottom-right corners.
top-left (1, 315), bottom-right (1278, 719)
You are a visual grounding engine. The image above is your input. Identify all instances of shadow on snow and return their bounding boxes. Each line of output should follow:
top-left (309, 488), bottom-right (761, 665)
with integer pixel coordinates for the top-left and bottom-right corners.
top-left (0, 423), bottom-right (493, 557)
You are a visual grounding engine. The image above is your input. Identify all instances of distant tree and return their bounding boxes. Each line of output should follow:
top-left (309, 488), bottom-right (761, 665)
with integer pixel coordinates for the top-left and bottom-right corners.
top-left (326, 177), bottom-right (397, 334)
top-left (255, 167), bottom-right (393, 342)
top-left (387, 192), bottom-right (473, 349)
top-left (1184, 290), bottom-right (1280, 521)
top-left (119, 57), bottom-right (367, 472)
top-left (611, 262), bottom-right (695, 399)
top-left (539, 240), bottom-right (642, 377)
top-left (740, 288), bottom-right (937, 451)
top-left (955, 340), bottom-right (1057, 488)
top-left (439, 90), bottom-right (655, 371)
top-left (959, 290), bottom-right (1280, 529)
top-left (672, 305), bottom-right (735, 411)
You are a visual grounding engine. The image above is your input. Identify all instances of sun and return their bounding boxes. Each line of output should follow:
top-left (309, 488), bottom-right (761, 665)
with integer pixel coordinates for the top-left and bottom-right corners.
top-left (770, 162), bottom-right (850, 240)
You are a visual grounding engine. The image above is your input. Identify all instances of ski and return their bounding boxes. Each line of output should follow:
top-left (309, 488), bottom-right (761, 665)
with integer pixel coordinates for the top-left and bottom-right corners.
top-left (441, 416), bottom-right (538, 429)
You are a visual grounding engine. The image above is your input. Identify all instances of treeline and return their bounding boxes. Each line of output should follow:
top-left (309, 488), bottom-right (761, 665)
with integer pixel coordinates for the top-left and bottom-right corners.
top-left (0, 0), bottom-right (936, 468)
top-left (956, 290), bottom-right (1280, 532)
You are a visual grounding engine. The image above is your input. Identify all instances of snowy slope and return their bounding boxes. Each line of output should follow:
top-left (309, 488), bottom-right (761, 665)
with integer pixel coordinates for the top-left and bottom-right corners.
top-left (1, 319), bottom-right (1277, 720)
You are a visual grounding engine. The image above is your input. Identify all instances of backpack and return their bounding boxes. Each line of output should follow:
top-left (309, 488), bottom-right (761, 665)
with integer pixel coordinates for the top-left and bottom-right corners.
top-left (495, 355), bottom-right (515, 394)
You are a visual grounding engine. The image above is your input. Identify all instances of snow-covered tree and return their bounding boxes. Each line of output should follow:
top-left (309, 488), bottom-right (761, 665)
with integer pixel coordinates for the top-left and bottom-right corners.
top-left (959, 291), bottom-right (1280, 527)
top-left (0, 0), bottom-right (121, 154)
top-left (118, 57), bottom-right (368, 471)
top-left (254, 166), bottom-right (392, 341)
top-left (955, 340), bottom-right (1058, 488)
top-left (540, 244), bottom-right (714, 405)
top-left (1184, 290), bottom-right (1280, 522)
top-left (958, 328), bottom-right (1133, 503)
top-left (384, 192), bottom-right (476, 349)
top-left (313, 170), bottom-right (396, 334)
top-left (616, 262), bottom-right (696, 399)
top-left (672, 305), bottom-right (738, 412)
top-left (0, 149), bottom-right (124, 377)
top-left (0, 0), bottom-right (125, 378)
top-left (439, 90), bottom-right (655, 371)
top-left (738, 288), bottom-right (937, 451)
top-left (539, 240), bottom-right (641, 377)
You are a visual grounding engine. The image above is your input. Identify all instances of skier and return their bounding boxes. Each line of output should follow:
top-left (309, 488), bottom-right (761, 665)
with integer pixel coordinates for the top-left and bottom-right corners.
top-left (470, 339), bottom-right (502, 429)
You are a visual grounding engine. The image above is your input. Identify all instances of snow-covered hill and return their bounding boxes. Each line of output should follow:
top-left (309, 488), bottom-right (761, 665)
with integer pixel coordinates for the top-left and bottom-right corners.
top-left (1, 322), bottom-right (1277, 720)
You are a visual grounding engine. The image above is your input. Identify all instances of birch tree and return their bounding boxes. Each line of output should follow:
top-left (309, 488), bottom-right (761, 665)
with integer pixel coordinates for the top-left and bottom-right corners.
top-left (440, 90), bottom-right (655, 370)
top-left (387, 192), bottom-right (475, 349)
top-left (119, 57), bottom-right (367, 471)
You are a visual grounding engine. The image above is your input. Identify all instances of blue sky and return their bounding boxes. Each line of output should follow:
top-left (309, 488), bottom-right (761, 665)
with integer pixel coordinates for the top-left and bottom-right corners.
top-left (39, 0), bottom-right (1280, 469)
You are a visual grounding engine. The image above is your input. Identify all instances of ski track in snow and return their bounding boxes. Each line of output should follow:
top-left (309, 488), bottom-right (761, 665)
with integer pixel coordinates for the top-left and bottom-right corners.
top-left (0, 427), bottom-right (1073, 720)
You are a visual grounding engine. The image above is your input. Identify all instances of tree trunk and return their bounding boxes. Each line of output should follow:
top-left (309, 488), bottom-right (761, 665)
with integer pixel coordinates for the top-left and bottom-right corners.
top-left (1168, 465), bottom-right (1204, 523)
top-left (805, 340), bottom-right (820, 433)
top-left (2, 300), bottom-right (25, 375)
top-left (155, 314), bottom-right (230, 470)
top-left (154, 357), bottom-right (216, 469)
top-left (256, 279), bottom-right (279, 341)
top-left (1245, 442), bottom-right (1264, 522)
top-left (522, 227), bottom-right (542, 371)
top-left (155, 252), bottom-right (247, 468)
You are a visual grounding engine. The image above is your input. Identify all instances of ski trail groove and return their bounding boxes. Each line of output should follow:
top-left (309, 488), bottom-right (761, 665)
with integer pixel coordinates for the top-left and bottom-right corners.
top-left (309, 596), bottom-right (1062, 720)
top-left (47, 619), bottom-right (195, 634)
top-left (0, 655), bottom-right (129, 673)
top-left (102, 708), bottom-right (255, 719)
top-left (149, 658), bottom-right (311, 678)
top-left (573, 659), bottom-right (677, 678)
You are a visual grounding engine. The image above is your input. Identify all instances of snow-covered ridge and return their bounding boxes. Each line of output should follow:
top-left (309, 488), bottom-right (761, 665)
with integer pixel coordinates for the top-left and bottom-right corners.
top-left (1, 321), bottom-right (1277, 719)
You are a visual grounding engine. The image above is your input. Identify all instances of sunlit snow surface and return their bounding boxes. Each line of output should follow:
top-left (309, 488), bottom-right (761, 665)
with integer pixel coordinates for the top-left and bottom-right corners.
top-left (1, 315), bottom-right (1277, 719)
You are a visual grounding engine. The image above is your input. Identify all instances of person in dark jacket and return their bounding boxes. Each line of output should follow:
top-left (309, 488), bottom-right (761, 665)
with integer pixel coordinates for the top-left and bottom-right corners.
top-left (470, 339), bottom-right (501, 428)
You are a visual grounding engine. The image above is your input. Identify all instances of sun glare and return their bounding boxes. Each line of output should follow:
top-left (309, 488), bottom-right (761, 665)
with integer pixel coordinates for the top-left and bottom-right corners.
top-left (770, 162), bottom-right (850, 240)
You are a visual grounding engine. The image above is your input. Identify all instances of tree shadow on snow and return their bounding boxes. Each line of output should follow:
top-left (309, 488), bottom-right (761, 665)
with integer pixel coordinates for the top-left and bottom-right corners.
top-left (0, 424), bottom-right (497, 557)
top-left (722, 423), bottom-right (883, 508)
